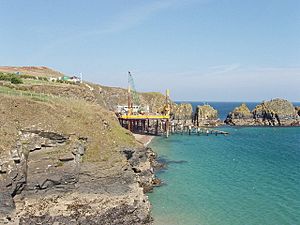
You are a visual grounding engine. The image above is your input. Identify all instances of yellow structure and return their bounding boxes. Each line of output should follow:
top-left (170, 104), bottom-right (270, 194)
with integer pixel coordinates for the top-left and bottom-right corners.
top-left (118, 72), bottom-right (171, 137)
top-left (119, 114), bottom-right (170, 120)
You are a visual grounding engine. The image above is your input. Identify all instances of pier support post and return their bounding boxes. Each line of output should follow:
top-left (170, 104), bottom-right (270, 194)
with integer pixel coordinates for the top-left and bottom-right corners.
top-left (142, 120), bottom-right (146, 134)
top-left (128, 120), bottom-right (131, 131)
top-left (155, 120), bottom-right (159, 135)
top-left (166, 119), bottom-right (170, 138)
top-left (147, 119), bottom-right (150, 134)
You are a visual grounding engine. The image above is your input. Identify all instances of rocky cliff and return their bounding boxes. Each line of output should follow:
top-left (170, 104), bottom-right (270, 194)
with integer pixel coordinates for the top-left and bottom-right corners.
top-left (194, 104), bottom-right (221, 126)
top-left (225, 99), bottom-right (300, 126)
top-left (0, 94), bottom-right (158, 224)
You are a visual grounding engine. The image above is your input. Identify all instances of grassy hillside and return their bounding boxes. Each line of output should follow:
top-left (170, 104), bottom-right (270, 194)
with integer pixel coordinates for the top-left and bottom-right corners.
top-left (0, 66), bottom-right (171, 162)
top-left (0, 66), bottom-right (64, 78)
top-left (0, 93), bottom-right (136, 164)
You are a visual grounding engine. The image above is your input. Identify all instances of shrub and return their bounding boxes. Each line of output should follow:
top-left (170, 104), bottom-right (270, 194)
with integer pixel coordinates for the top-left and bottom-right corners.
top-left (20, 74), bottom-right (37, 79)
top-left (39, 75), bottom-right (51, 81)
top-left (0, 73), bottom-right (13, 81)
top-left (11, 76), bottom-right (23, 84)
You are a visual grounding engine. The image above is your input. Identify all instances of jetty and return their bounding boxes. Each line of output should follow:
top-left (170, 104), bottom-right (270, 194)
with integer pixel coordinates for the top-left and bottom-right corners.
top-left (170, 126), bottom-right (229, 136)
top-left (116, 72), bottom-right (229, 137)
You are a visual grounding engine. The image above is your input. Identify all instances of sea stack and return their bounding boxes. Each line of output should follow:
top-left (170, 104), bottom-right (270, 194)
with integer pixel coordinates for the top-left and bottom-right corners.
top-left (253, 99), bottom-right (299, 126)
top-left (225, 103), bottom-right (254, 126)
top-left (172, 103), bottom-right (193, 121)
top-left (194, 104), bottom-right (220, 126)
top-left (225, 99), bottom-right (300, 126)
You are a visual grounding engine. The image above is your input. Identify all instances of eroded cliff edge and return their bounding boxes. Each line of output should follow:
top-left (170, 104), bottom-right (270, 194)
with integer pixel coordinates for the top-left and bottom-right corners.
top-left (0, 95), bottom-right (159, 225)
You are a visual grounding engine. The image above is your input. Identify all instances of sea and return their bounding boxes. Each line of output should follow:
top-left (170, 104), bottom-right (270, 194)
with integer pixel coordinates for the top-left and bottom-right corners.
top-left (148, 102), bottom-right (300, 225)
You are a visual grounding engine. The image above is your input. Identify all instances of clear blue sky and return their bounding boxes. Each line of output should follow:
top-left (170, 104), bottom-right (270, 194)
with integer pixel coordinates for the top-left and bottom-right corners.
top-left (0, 0), bottom-right (299, 101)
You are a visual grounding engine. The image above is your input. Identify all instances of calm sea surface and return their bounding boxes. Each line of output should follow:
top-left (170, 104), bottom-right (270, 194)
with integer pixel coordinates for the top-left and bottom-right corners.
top-left (148, 102), bottom-right (300, 225)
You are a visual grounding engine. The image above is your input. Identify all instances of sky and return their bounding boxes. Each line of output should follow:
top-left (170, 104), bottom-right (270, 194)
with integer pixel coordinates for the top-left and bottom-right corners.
top-left (0, 0), bottom-right (299, 101)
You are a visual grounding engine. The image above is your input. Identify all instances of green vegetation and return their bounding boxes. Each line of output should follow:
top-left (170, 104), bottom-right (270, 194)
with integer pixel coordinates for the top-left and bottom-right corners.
top-left (39, 76), bottom-right (48, 81)
top-left (0, 89), bottom-right (136, 164)
top-left (56, 79), bottom-right (76, 85)
top-left (23, 79), bottom-right (49, 84)
top-left (19, 74), bottom-right (37, 79)
top-left (0, 86), bottom-right (48, 102)
top-left (0, 71), bottom-right (79, 87)
top-left (0, 72), bottom-right (15, 81)
top-left (10, 76), bottom-right (23, 84)
top-left (0, 72), bottom-right (48, 83)
top-left (0, 72), bottom-right (24, 84)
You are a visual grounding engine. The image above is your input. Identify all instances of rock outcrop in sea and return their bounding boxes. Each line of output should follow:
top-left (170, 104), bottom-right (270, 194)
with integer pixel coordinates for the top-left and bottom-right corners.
top-left (225, 103), bottom-right (255, 126)
top-left (172, 103), bottom-right (193, 122)
top-left (225, 99), bottom-right (300, 126)
top-left (194, 104), bottom-right (221, 126)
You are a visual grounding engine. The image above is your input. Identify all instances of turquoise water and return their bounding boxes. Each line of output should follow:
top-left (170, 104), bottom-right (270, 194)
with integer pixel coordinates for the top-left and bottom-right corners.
top-left (148, 127), bottom-right (300, 225)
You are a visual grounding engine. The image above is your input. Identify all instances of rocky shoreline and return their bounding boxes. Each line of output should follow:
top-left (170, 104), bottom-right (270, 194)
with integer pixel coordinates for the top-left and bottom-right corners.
top-left (0, 94), bottom-right (164, 225)
top-left (1, 67), bottom-right (298, 224)
top-left (0, 130), bottom-right (161, 225)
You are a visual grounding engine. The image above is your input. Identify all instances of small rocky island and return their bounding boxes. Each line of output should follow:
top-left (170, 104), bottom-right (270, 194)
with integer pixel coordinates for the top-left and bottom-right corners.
top-left (225, 99), bottom-right (300, 126)
top-left (194, 104), bottom-right (221, 126)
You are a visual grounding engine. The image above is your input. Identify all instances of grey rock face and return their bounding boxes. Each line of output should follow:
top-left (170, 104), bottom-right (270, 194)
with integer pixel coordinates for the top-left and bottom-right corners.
top-left (1, 129), bottom-right (156, 225)
top-left (225, 99), bottom-right (300, 126)
top-left (252, 99), bottom-right (299, 126)
top-left (122, 147), bottom-right (160, 194)
top-left (194, 104), bottom-right (221, 126)
top-left (172, 103), bottom-right (193, 120)
top-left (19, 203), bottom-right (152, 225)
top-left (0, 129), bottom-right (76, 220)
top-left (0, 189), bottom-right (15, 215)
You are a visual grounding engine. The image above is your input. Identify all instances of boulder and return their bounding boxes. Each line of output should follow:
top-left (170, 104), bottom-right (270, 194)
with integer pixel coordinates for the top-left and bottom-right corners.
top-left (252, 99), bottom-right (299, 126)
